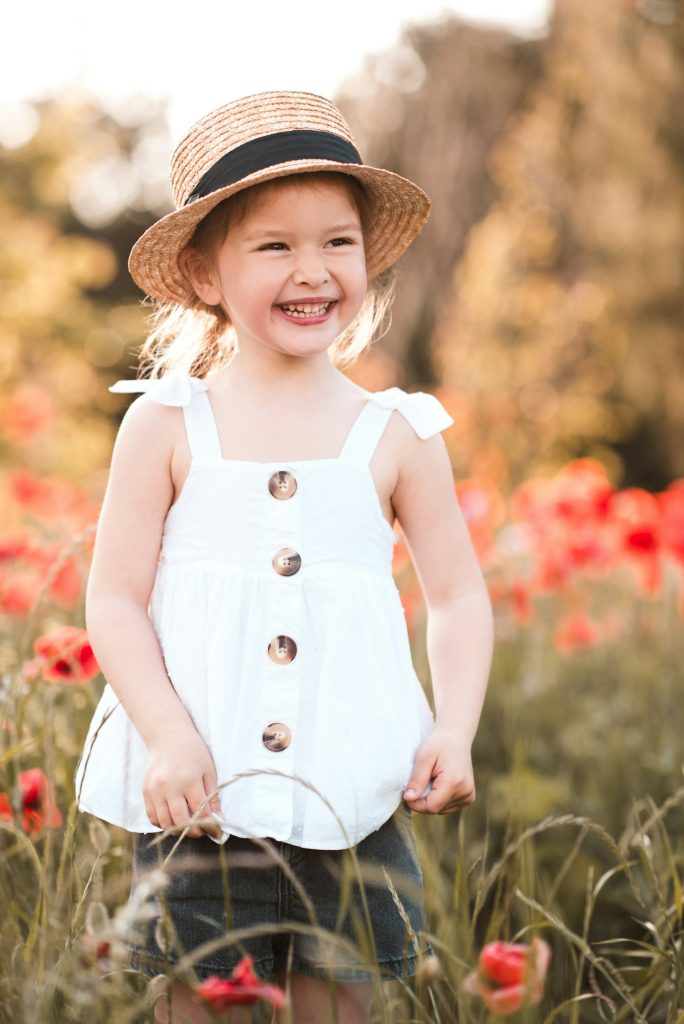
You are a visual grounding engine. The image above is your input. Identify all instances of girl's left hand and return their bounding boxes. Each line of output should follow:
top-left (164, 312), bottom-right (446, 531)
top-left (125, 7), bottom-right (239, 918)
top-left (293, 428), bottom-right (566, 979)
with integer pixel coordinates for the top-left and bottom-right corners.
top-left (402, 727), bottom-right (476, 814)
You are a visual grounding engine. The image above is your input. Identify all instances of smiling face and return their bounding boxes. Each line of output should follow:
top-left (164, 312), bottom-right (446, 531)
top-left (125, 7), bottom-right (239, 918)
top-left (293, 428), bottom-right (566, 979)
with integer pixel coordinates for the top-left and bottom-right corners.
top-left (185, 176), bottom-right (369, 363)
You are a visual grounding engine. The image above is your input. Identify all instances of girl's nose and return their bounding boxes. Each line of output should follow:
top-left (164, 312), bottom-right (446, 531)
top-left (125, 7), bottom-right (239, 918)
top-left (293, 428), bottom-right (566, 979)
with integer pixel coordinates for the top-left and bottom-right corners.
top-left (291, 251), bottom-right (330, 286)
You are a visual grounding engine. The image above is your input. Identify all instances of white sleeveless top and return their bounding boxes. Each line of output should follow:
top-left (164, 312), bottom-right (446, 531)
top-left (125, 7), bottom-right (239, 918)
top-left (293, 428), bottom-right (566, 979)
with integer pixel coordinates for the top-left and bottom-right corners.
top-left (74, 370), bottom-right (454, 849)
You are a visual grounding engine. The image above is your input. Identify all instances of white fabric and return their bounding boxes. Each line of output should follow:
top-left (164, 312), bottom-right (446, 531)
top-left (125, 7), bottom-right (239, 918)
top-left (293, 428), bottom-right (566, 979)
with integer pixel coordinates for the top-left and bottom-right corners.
top-left (75, 373), bottom-right (454, 849)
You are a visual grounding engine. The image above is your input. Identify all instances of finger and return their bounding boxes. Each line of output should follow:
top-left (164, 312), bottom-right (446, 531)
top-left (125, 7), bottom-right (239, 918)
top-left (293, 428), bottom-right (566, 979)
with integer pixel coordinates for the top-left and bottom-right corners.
top-left (203, 769), bottom-right (222, 813)
top-left (185, 823), bottom-right (207, 838)
top-left (184, 780), bottom-right (210, 817)
top-left (144, 797), bottom-right (160, 828)
top-left (167, 794), bottom-right (212, 839)
top-left (409, 775), bottom-right (469, 814)
top-left (185, 781), bottom-right (221, 837)
top-left (403, 766), bottom-right (435, 805)
top-left (175, 799), bottom-right (210, 838)
top-left (405, 773), bottom-right (441, 812)
top-left (437, 788), bottom-right (476, 814)
top-left (450, 782), bottom-right (476, 806)
top-left (406, 796), bottom-right (428, 813)
top-left (166, 795), bottom-right (194, 834)
top-left (156, 799), bottom-right (174, 832)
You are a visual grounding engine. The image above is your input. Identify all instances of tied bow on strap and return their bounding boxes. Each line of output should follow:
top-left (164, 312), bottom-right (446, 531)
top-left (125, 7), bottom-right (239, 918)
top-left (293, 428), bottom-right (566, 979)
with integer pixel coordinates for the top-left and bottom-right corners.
top-left (370, 387), bottom-right (453, 439)
top-left (108, 370), bottom-right (208, 406)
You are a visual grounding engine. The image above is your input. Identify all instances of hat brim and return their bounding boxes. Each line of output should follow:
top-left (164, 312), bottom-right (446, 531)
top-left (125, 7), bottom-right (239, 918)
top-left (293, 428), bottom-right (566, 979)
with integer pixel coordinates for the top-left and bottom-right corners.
top-left (128, 160), bottom-right (431, 304)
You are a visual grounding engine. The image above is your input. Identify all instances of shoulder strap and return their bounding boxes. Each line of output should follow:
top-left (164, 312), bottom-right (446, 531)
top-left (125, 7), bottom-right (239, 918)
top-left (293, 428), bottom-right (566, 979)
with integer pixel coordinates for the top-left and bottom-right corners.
top-left (184, 392), bottom-right (223, 459)
top-left (108, 370), bottom-right (222, 460)
top-left (338, 400), bottom-right (394, 467)
top-left (339, 386), bottom-right (454, 467)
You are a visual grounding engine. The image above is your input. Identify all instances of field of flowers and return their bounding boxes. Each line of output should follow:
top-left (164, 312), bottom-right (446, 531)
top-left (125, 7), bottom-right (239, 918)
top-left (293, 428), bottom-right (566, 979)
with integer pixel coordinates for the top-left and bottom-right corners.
top-left (1, 1), bottom-right (682, 1017)
top-left (0, 454), bottom-right (682, 1022)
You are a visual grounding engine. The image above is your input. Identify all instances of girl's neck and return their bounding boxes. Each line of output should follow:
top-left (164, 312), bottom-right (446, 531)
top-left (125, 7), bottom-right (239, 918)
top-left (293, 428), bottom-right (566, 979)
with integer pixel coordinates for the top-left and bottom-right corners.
top-left (209, 351), bottom-right (347, 401)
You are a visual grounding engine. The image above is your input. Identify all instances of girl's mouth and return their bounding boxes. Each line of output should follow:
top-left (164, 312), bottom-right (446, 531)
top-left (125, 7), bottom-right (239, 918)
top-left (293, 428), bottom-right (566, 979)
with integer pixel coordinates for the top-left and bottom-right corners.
top-left (275, 301), bottom-right (337, 325)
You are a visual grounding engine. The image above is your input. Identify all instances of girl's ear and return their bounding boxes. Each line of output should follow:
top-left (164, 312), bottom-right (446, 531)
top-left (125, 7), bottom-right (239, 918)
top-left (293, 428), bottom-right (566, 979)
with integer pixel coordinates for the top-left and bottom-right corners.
top-left (180, 246), bottom-right (222, 306)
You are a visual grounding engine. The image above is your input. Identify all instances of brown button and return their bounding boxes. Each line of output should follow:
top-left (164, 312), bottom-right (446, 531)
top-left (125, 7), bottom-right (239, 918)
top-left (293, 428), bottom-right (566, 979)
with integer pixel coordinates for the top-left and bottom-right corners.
top-left (262, 722), bottom-right (291, 751)
top-left (267, 635), bottom-right (297, 664)
top-left (272, 547), bottom-right (301, 576)
top-left (268, 470), bottom-right (297, 499)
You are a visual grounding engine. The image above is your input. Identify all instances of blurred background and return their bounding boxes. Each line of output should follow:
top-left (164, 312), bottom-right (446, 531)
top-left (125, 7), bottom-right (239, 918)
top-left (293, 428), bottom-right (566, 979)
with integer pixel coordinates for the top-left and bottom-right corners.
top-left (2, 0), bottom-right (682, 491)
top-left (1, 1), bottom-right (683, 1020)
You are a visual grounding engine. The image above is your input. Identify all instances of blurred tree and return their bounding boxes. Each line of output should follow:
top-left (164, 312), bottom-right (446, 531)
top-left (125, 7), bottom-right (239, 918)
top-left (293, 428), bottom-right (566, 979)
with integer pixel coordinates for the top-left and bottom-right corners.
top-left (430, 0), bottom-right (684, 490)
top-left (336, 19), bottom-right (544, 389)
top-left (2, 0), bottom-right (682, 496)
top-left (0, 96), bottom-right (168, 484)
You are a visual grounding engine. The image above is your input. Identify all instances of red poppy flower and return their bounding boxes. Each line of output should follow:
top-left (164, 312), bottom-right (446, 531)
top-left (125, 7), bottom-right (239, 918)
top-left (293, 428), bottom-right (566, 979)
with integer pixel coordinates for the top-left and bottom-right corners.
top-left (553, 460), bottom-right (615, 524)
top-left (0, 792), bottom-right (13, 823)
top-left (608, 488), bottom-right (663, 593)
top-left (509, 460), bottom-right (618, 593)
top-left (0, 575), bottom-right (35, 616)
top-left (0, 769), bottom-right (62, 834)
top-left (553, 609), bottom-right (603, 654)
top-left (463, 938), bottom-right (551, 1016)
top-left (193, 955), bottom-right (287, 1010)
top-left (0, 531), bottom-right (35, 560)
top-left (2, 385), bottom-right (54, 440)
top-left (47, 555), bottom-right (84, 607)
top-left (29, 625), bottom-right (99, 685)
top-left (455, 476), bottom-right (503, 565)
top-left (659, 481), bottom-right (684, 563)
top-left (8, 469), bottom-right (98, 526)
top-left (625, 525), bottom-right (659, 555)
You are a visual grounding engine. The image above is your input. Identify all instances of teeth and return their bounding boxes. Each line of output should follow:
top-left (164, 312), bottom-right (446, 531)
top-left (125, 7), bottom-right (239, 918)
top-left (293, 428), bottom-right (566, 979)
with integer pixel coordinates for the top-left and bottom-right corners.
top-left (280, 302), bottom-right (331, 316)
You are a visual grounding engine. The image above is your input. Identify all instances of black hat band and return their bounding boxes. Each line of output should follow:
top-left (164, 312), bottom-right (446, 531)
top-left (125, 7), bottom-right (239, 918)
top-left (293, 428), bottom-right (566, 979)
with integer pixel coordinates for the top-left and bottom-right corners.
top-left (184, 129), bottom-right (363, 206)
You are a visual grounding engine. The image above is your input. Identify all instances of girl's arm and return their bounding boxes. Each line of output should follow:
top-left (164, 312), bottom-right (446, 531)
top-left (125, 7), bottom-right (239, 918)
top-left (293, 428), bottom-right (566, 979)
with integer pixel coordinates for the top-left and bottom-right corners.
top-left (390, 419), bottom-right (494, 815)
top-left (85, 396), bottom-right (221, 836)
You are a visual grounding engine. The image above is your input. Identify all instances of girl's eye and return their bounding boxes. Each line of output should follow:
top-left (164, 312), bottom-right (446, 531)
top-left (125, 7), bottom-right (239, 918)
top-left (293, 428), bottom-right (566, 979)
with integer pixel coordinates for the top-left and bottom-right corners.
top-left (254, 237), bottom-right (352, 251)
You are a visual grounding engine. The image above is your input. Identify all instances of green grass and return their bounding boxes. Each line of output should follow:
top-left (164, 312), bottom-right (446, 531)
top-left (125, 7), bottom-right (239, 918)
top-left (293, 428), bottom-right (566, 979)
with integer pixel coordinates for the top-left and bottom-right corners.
top-left (1, 573), bottom-right (682, 1022)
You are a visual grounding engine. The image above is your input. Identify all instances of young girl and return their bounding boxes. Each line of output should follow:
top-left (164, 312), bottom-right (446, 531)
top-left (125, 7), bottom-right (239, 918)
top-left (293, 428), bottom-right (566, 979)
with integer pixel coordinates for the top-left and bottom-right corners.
top-left (74, 90), bottom-right (493, 1024)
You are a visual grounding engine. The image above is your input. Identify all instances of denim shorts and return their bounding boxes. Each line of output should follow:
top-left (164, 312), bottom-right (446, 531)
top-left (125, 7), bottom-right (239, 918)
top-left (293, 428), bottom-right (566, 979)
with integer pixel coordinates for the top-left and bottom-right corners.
top-left (124, 801), bottom-right (434, 984)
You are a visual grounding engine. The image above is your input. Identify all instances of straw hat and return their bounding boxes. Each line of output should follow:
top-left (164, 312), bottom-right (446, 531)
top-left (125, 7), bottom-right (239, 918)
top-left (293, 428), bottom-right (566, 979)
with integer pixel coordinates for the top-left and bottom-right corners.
top-left (128, 89), bottom-right (432, 304)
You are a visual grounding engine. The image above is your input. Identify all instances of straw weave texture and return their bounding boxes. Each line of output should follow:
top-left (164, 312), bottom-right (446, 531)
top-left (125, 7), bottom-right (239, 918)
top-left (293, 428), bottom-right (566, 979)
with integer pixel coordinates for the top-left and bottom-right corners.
top-left (171, 92), bottom-right (357, 207)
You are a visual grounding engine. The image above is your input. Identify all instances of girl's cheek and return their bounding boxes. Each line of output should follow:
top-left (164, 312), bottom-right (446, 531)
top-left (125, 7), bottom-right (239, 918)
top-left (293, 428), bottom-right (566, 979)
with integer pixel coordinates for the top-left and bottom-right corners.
top-left (352, 264), bottom-right (369, 291)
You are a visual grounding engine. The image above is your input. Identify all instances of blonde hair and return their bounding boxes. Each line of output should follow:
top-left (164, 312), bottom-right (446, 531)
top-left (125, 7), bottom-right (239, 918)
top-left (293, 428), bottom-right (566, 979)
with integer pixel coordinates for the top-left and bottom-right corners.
top-left (133, 171), bottom-right (398, 380)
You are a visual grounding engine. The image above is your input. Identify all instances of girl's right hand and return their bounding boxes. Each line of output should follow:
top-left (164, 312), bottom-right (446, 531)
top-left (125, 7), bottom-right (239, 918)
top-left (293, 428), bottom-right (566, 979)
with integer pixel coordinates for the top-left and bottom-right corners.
top-left (143, 723), bottom-right (223, 838)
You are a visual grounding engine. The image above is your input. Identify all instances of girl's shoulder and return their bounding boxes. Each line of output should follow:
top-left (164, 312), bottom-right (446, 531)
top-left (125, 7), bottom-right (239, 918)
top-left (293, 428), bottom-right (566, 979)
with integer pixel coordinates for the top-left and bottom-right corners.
top-left (108, 371), bottom-right (454, 440)
top-left (105, 370), bottom-right (200, 466)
